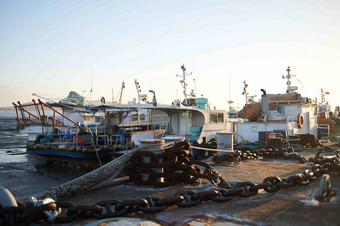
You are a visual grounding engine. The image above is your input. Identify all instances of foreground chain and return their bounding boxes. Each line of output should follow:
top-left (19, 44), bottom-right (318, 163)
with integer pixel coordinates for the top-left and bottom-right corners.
top-left (1, 152), bottom-right (339, 225)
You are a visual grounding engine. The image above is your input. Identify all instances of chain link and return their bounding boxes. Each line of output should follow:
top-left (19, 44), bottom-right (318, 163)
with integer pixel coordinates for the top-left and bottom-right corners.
top-left (1, 142), bottom-right (340, 225)
top-left (127, 141), bottom-right (229, 188)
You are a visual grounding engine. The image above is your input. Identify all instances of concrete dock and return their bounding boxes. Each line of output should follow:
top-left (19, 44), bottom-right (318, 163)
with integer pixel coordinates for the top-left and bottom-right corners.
top-left (62, 149), bottom-right (340, 225)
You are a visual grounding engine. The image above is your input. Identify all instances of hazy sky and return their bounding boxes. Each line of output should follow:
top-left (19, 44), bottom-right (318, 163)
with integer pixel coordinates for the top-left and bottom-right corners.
top-left (1, 0), bottom-right (339, 109)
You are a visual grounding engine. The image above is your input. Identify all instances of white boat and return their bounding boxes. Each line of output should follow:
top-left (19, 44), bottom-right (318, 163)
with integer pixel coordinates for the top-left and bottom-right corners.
top-left (235, 66), bottom-right (318, 145)
top-left (13, 92), bottom-right (105, 145)
top-left (93, 65), bottom-right (232, 146)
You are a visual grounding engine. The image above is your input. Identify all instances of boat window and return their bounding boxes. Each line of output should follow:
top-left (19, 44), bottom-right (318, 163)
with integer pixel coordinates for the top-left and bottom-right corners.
top-left (95, 117), bottom-right (103, 123)
top-left (210, 113), bottom-right (217, 123)
top-left (277, 106), bottom-right (284, 114)
top-left (139, 113), bottom-right (145, 121)
top-left (217, 113), bottom-right (224, 123)
top-left (181, 112), bottom-right (191, 118)
top-left (131, 113), bottom-right (138, 121)
top-left (210, 113), bottom-right (224, 123)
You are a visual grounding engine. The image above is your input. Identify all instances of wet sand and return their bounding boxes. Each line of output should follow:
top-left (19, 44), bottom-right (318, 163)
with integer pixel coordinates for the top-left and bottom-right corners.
top-left (0, 112), bottom-right (87, 200)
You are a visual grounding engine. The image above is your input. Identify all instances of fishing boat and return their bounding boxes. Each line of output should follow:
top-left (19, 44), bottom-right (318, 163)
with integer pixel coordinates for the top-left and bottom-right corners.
top-left (12, 65), bottom-right (236, 167)
top-left (9, 78), bottom-right (168, 167)
top-left (151, 65), bottom-right (231, 144)
top-left (235, 66), bottom-right (318, 146)
top-left (315, 88), bottom-right (338, 138)
top-left (12, 92), bottom-right (104, 146)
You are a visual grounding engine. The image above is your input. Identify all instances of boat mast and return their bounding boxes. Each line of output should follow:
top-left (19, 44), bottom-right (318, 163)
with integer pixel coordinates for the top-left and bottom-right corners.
top-left (282, 66), bottom-right (302, 93)
top-left (177, 64), bottom-right (192, 104)
top-left (320, 88), bottom-right (329, 104)
top-left (242, 80), bottom-right (249, 104)
top-left (285, 66), bottom-right (292, 93)
top-left (242, 80), bottom-right (256, 104)
top-left (228, 77), bottom-right (234, 110)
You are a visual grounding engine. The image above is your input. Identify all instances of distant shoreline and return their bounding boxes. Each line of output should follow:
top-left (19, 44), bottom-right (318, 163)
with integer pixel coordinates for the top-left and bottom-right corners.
top-left (0, 107), bottom-right (14, 110)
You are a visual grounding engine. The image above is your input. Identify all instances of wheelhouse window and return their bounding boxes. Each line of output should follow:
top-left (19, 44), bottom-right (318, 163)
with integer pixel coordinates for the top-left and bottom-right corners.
top-left (210, 113), bottom-right (224, 123)
top-left (95, 116), bottom-right (103, 123)
top-left (277, 106), bottom-right (284, 114)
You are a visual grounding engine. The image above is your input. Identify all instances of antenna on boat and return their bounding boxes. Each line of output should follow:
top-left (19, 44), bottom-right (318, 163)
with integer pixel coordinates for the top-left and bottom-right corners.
top-left (176, 64), bottom-right (192, 104)
top-left (227, 77), bottom-right (234, 110)
top-left (242, 80), bottom-right (256, 104)
top-left (112, 88), bottom-right (114, 104)
top-left (282, 66), bottom-right (300, 93)
top-left (319, 88), bottom-right (330, 104)
top-left (82, 90), bottom-right (86, 105)
top-left (90, 67), bottom-right (93, 100)
top-left (242, 80), bottom-right (249, 104)
top-left (192, 78), bottom-right (197, 98)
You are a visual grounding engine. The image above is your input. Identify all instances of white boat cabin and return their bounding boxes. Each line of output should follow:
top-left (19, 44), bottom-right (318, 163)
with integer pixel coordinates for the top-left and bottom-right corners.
top-left (140, 99), bottom-right (231, 143)
top-left (236, 92), bottom-right (318, 144)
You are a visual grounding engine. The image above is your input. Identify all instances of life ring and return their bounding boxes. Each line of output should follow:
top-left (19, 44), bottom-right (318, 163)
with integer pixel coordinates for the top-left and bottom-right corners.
top-left (297, 113), bottom-right (304, 128)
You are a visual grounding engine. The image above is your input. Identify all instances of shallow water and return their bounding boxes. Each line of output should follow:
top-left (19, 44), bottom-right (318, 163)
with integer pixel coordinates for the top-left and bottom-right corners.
top-left (0, 109), bottom-right (89, 199)
top-left (0, 110), bottom-right (29, 163)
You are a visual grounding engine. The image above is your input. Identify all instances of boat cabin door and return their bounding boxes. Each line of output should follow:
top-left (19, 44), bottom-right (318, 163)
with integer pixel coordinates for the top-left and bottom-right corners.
top-left (179, 111), bottom-right (192, 135)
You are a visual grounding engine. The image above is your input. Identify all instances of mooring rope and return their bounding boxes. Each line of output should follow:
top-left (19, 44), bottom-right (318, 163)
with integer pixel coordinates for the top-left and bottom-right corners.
top-left (87, 128), bottom-right (102, 167)
top-left (20, 141), bottom-right (176, 203)
top-left (191, 145), bottom-right (233, 153)
top-left (138, 141), bottom-right (175, 151)
top-left (24, 148), bottom-right (139, 202)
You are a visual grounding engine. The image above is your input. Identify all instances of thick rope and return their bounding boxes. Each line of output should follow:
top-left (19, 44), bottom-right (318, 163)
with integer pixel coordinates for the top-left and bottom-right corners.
top-left (191, 145), bottom-right (233, 153)
top-left (25, 148), bottom-right (139, 202)
top-left (138, 141), bottom-right (175, 151)
top-left (19, 142), bottom-right (175, 203)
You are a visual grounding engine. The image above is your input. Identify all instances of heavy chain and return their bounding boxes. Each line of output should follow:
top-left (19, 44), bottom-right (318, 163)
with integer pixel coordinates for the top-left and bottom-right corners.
top-left (1, 155), bottom-right (338, 225)
top-left (0, 203), bottom-right (57, 226)
top-left (213, 138), bottom-right (307, 164)
top-left (1, 143), bottom-right (339, 225)
top-left (127, 141), bottom-right (230, 188)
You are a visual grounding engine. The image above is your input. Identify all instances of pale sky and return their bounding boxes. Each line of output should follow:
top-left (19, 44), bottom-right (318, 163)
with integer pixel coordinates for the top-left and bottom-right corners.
top-left (1, 0), bottom-right (340, 110)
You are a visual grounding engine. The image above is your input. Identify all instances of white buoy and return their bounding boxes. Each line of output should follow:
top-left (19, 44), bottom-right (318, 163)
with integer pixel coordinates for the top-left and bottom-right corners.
top-left (0, 187), bottom-right (17, 207)
top-left (319, 174), bottom-right (331, 197)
